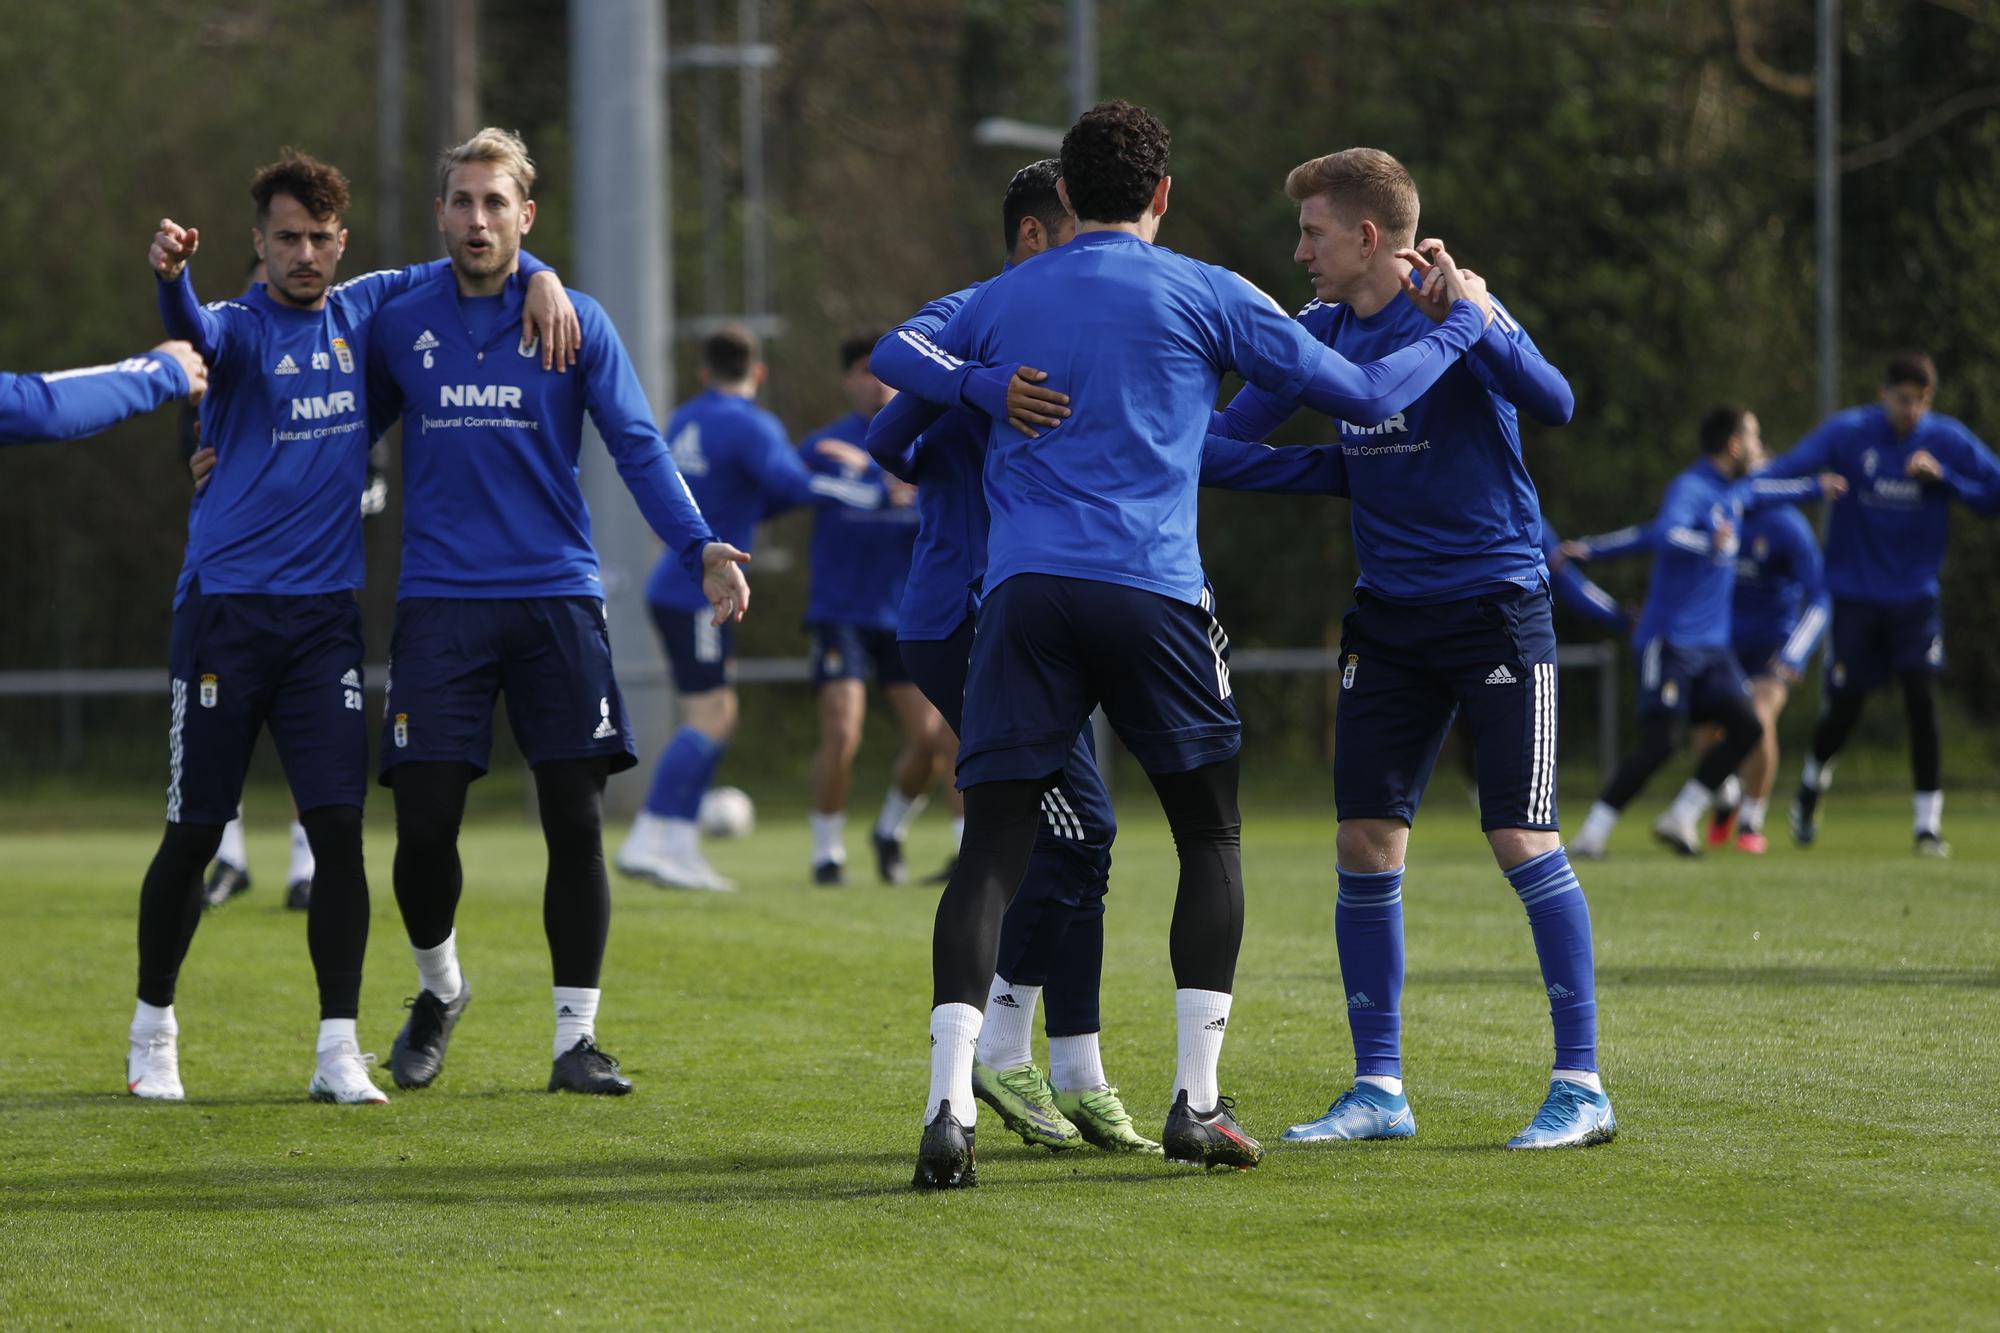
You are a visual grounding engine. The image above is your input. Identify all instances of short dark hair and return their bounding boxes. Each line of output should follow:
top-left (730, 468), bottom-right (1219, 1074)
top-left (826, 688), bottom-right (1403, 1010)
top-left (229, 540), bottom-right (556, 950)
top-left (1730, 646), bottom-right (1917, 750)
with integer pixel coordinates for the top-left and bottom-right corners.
top-left (1002, 158), bottom-right (1064, 253)
top-left (250, 149), bottom-right (350, 223)
top-left (702, 324), bottom-right (759, 383)
top-left (1058, 100), bottom-right (1170, 225)
top-left (1884, 351), bottom-right (1937, 391)
top-left (1699, 404), bottom-right (1749, 455)
top-left (838, 331), bottom-right (880, 373)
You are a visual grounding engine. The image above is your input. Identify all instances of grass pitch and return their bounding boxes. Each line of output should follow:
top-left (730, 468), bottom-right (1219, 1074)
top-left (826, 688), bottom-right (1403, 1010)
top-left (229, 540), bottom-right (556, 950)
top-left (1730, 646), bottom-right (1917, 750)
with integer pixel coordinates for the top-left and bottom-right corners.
top-left (1, 788), bottom-right (1996, 1328)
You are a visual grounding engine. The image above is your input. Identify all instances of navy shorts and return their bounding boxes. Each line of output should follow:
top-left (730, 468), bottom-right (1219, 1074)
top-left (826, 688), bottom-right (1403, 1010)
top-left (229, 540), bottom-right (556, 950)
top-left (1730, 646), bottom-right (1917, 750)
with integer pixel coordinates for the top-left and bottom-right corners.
top-left (809, 622), bottom-right (911, 688)
top-left (1732, 635), bottom-right (1788, 681)
top-left (958, 574), bottom-right (1239, 786)
top-left (1334, 586), bottom-right (1559, 831)
top-left (650, 601), bottom-right (735, 694)
top-left (1637, 638), bottom-right (1752, 718)
top-left (166, 591), bottom-right (368, 824)
top-left (1825, 595), bottom-right (1944, 696)
top-left (379, 597), bottom-right (637, 783)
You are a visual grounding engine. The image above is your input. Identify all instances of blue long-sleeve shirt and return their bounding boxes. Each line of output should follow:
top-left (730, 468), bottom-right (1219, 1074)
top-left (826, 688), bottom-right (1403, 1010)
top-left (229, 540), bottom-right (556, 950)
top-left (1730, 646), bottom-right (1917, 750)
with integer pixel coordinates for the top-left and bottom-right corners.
top-left (1755, 404), bottom-right (2000, 602)
top-left (1572, 457), bottom-right (1752, 649)
top-left (366, 269), bottom-right (714, 599)
top-left (1732, 502), bottom-right (1830, 674)
top-left (925, 231), bottom-right (1482, 606)
top-left (1214, 295), bottom-right (1567, 604)
top-left (798, 409), bottom-right (922, 630)
top-left (645, 387), bottom-right (883, 614)
top-left (157, 259), bottom-right (527, 605)
top-left (0, 351), bottom-right (190, 445)
top-left (1542, 523), bottom-right (1626, 633)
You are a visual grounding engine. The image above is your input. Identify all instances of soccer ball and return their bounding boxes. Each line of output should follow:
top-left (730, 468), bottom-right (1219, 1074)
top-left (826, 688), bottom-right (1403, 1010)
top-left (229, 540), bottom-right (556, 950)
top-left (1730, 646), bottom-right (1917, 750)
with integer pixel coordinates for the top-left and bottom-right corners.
top-left (698, 786), bottom-right (756, 839)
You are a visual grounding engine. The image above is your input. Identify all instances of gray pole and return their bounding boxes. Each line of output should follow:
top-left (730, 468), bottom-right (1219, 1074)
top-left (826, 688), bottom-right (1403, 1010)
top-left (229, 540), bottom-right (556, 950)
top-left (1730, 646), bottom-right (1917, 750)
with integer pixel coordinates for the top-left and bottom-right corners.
top-left (427, 0), bottom-right (480, 152)
top-left (739, 0), bottom-right (768, 317)
top-left (573, 0), bottom-right (674, 815)
top-left (1068, 0), bottom-right (1098, 120)
top-left (378, 0), bottom-right (406, 265)
top-left (1815, 0), bottom-right (1840, 420)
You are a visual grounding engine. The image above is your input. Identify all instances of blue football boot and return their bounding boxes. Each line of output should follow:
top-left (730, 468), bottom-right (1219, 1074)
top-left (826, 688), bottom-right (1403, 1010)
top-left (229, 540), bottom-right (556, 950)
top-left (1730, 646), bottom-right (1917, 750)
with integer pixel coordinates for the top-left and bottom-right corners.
top-left (1281, 1082), bottom-right (1416, 1143)
top-left (1507, 1078), bottom-right (1616, 1149)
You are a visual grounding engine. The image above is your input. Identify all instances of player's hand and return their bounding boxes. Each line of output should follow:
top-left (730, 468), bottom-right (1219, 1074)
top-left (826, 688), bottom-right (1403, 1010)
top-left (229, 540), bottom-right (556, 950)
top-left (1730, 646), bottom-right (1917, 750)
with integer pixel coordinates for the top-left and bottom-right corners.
top-left (523, 271), bottom-right (581, 372)
top-left (1006, 365), bottom-right (1070, 437)
top-left (1774, 660), bottom-right (1802, 685)
top-left (701, 541), bottom-right (752, 625)
top-left (812, 437), bottom-right (872, 472)
top-left (1818, 470), bottom-right (1849, 499)
top-left (1558, 539), bottom-right (1592, 562)
top-left (887, 479), bottom-right (917, 508)
top-left (1397, 240), bottom-right (1493, 327)
top-left (1712, 516), bottom-right (1736, 552)
top-left (189, 445), bottom-right (216, 492)
top-left (150, 219), bottom-right (199, 281)
top-left (155, 339), bottom-right (207, 405)
top-left (1906, 450), bottom-right (1943, 484)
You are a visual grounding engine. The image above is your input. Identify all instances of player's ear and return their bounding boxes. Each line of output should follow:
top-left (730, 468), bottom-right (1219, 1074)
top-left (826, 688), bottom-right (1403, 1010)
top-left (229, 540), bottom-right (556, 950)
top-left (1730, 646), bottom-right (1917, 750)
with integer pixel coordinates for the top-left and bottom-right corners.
top-left (251, 226), bottom-right (265, 260)
top-left (434, 196), bottom-right (446, 233)
top-left (1055, 177), bottom-right (1074, 219)
top-left (519, 198), bottom-right (536, 235)
top-left (1151, 175), bottom-right (1171, 218)
top-left (336, 226), bottom-right (348, 258)
top-left (1358, 218), bottom-right (1378, 258)
top-left (752, 363), bottom-right (768, 388)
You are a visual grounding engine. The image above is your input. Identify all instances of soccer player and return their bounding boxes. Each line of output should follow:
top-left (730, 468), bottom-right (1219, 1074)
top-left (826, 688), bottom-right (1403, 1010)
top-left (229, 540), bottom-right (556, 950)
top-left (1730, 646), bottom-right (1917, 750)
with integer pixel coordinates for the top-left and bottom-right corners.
top-left (798, 334), bottom-right (942, 886)
top-left (133, 149), bottom-right (577, 1104)
top-left (1703, 449), bottom-right (1830, 854)
top-left (1544, 517), bottom-right (1633, 636)
top-left (1208, 148), bottom-right (1613, 1151)
top-left (618, 323), bottom-right (889, 892)
top-left (1565, 407), bottom-right (1835, 859)
top-left (365, 128), bottom-right (748, 1096)
top-left (1758, 353), bottom-right (2000, 855)
top-left (0, 342), bottom-right (205, 444)
top-left (909, 106), bottom-right (1489, 1187)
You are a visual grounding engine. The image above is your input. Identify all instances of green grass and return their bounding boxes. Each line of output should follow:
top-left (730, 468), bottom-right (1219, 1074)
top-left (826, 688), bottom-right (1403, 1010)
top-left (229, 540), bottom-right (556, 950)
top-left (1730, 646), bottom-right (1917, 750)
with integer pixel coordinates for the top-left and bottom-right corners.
top-left (2, 789), bottom-right (1997, 1328)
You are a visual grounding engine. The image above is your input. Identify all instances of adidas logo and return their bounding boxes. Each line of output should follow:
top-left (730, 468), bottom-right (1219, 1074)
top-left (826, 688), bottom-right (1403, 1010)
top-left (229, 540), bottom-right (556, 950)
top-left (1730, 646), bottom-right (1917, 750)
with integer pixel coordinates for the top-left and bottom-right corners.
top-left (558, 1005), bottom-right (574, 1016)
top-left (592, 696), bottom-right (615, 740)
top-left (413, 329), bottom-right (440, 352)
top-left (274, 354), bottom-right (300, 376)
top-left (340, 668), bottom-right (360, 688)
top-left (994, 993), bottom-right (1020, 1009)
top-left (1547, 982), bottom-right (1575, 999)
top-left (1203, 1016), bottom-right (1227, 1032)
top-left (1484, 664), bottom-right (1517, 685)
top-left (1347, 991), bottom-right (1375, 1009)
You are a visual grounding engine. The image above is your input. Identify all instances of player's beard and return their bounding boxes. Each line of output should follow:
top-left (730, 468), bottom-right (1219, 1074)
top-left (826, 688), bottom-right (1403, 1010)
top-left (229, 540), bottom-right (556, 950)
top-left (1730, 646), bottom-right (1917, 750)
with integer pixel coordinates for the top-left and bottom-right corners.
top-left (449, 233), bottom-right (516, 284)
top-left (270, 269), bottom-right (328, 307)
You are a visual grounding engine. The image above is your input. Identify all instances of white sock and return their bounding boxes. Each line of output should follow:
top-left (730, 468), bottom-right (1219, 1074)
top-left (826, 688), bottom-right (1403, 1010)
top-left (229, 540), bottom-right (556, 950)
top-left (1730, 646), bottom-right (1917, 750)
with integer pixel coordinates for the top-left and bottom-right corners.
top-left (287, 821), bottom-right (315, 883)
top-left (553, 986), bottom-right (599, 1057)
top-left (1914, 790), bottom-right (1943, 837)
top-left (875, 788), bottom-right (927, 841)
top-left (316, 1018), bottom-right (357, 1054)
top-left (951, 816), bottom-right (965, 850)
top-left (1715, 775), bottom-right (1742, 810)
top-left (975, 976), bottom-right (1039, 1069)
top-left (1802, 755), bottom-right (1834, 791)
top-left (215, 814), bottom-right (247, 872)
top-left (412, 931), bottom-right (463, 1003)
top-left (1666, 778), bottom-right (1712, 825)
top-left (131, 999), bottom-right (176, 1038)
top-left (1739, 795), bottom-right (1769, 832)
top-left (1357, 1073), bottom-right (1405, 1096)
top-left (1553, 1068), bottom-right (1604, 1093)
top-left (1577, 800), bottom-right (1619, 848)
top-left (926, 1002), bottom-right (981, 1126)
top-left (1049, 1032), bottom-right (1108, 1093)
top-left (1174, 988), bottom-right (1232, 1114)
top-left (809, 811), bottom-right (846, 865)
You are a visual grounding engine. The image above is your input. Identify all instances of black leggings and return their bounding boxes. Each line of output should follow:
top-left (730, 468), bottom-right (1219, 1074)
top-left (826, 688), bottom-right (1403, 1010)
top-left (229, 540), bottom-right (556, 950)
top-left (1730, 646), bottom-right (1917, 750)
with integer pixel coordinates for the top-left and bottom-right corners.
top-left (136, 804), bottom-right (370, 1019)
top-left (1810, 674), bottom-right (1941, 791)
top-left (391, 757), bottom-right (611, 989)
top-left (931, 756), bottom-right (1243, 1009)
top-left (1600, 692), bottom-right (1762, 812)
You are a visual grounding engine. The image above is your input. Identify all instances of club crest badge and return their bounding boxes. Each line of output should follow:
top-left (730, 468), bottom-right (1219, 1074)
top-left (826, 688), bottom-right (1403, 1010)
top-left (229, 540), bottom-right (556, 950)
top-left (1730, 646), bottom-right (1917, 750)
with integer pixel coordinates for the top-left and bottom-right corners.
top-left (331, 337), bottom-right (354, 374)
top-left (1342, 655), bottom-right (1358, 690)
top-left (199, 674), bottom-right (218, 708)
top-left (394, 713), bottom-right (409, 748)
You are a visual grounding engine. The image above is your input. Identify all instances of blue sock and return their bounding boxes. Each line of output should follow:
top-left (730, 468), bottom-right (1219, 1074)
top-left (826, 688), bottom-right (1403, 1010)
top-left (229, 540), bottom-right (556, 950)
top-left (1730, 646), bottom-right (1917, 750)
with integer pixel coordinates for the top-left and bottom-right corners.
top-left (642, 727), bottom-right (725, 820)
top-left (1506, 847), bottom-right (1597, 1073)
top-left (1335, 866), bottom-right (1404, 1080)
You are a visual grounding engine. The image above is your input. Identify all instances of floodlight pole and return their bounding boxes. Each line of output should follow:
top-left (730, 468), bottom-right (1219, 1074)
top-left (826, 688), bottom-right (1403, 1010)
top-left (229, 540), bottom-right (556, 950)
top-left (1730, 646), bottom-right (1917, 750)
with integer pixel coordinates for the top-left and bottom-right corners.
top-left (1815, 0), bottom-right (1840, 420)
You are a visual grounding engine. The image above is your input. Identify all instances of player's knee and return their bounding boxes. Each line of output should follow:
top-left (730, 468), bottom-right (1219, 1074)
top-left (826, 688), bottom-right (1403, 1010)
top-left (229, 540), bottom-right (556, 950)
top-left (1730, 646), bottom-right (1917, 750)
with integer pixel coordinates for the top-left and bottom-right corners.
top-left (685, 687), bottom-right (737, 741)
top-left (1489, 826), bottom-right (1559, 869)
top-left (160, 819), bottom-right (226, 869)
top-left (1336, 819), bottom-right (1402, 872)
top-left (298, 804), bottom-right (363, 858)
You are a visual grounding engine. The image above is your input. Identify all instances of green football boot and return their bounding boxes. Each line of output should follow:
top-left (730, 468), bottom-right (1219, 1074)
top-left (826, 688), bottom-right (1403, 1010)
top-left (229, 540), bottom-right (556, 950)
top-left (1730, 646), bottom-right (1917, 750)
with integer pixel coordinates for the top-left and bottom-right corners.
top-left (972, 1060), bottom-right (1085, 1151)
top-left (1054, 1085), bottom-right (1163, 1155)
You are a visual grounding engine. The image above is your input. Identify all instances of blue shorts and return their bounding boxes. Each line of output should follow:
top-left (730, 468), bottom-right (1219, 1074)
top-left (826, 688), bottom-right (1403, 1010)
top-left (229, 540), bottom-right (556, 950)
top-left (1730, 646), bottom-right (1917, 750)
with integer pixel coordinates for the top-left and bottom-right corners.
top-left (379, 597), bottom-right (637, 783)
top-left (958, 574), bottom-right (1239, 786)
top-left (1334, 586), bottom-right (1559, 831)
top-left (1637, 638), bottom-right (1752, 718)
top-left (809, 622), bottom-right (911, 688)
top-left (1825, 595), bottom-right (1944, 696)
top-left (166, 590), bottom-right (368, 824)
top-left (1732, 635), bottom-right (1788, 680)
top-left (650, 601), bottom-right (735, 694)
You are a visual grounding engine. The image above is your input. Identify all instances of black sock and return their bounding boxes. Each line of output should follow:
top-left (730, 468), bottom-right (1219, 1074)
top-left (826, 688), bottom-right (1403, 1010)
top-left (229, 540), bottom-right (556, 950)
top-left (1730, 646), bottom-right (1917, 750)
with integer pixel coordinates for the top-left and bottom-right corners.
top-left (1901, 673), bottom-right (1942, 792)
top-left (931, 778), bottom-right (1048, 1009)
top-left (136, 822), bottom-right (224, 1007)
top-left (1599, 713), bottom-right (1682, 811)
top-left (535, 758), bottom-right (612, 989)
top-left (300, 804), bottom-right (368, 1021)
top-left (391, 762), bottom-right (474, 950)
top-left (1151, 757), bottom-right (1245, 994)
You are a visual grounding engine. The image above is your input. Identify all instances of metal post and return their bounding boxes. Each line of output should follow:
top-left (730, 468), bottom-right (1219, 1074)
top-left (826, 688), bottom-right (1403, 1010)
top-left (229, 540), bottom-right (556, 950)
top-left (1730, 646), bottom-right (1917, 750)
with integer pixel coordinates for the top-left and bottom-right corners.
top-left (427, 0), bottom-right (480, 152)
top-left (1068, 0), bottom-right (1098, 120)
top-left (1595, 642), bottom-right (1619, 789)
top-left (378, 0), bottom-right (406, 264)
top-left (1815, 0), bottom-right (1840, 420)
top-left (739, 0), bottom-right (768, 317)
top-left (573, 0), bottom-right (673, 815)
top-left (695, 0), bottom-right (725, 315)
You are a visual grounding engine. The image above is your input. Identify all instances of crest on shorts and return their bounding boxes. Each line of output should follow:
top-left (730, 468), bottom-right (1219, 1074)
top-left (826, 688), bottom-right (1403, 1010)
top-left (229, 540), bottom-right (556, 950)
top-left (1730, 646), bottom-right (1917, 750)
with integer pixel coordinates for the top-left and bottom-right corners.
top-left (199, 674), bottom-right (218, 708)
top-left (1662, 680), bottom-right (1680, 708)
top-left (394, 713), bottom-right (409, 748)
top-left (1831, 661), bottom-right (1847, 688)
top-left (1341, 654), bottom-right (1358, 690)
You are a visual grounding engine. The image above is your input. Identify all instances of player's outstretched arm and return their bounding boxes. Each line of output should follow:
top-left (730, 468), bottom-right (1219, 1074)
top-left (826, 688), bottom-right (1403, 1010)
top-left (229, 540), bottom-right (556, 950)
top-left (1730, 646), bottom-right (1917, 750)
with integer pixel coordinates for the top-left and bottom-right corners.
top-left (752, 415), bottom-right (889, 510)
top-left (874, 294), bottom-right (1069, 437)
top-left (863, 390), bottom-right (948, 482)
top-left (1197, 433), bottom-right (1348, 497)
top-left (1924, 425), bottom-right (2000, 515)
top-left (1396, 239), bottom-right (1570, 426)
top-left (0, 342), bottom-right (205, 446)
top-left (150, 219), bottom-right (232, 359)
